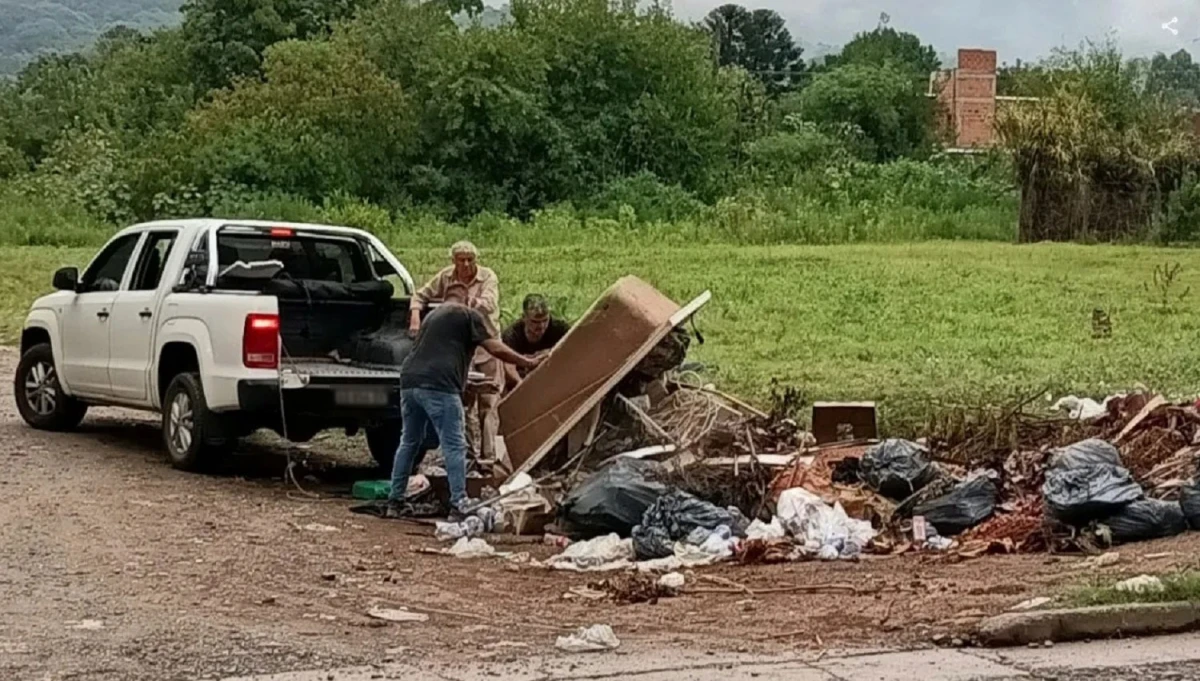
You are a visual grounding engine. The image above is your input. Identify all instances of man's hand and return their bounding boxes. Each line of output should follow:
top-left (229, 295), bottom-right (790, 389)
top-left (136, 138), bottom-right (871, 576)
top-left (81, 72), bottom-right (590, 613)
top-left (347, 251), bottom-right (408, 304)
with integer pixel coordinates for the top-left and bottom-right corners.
top-left (522, 353), bottom-right (545, 370)
top-left (407, 309), bottom-right (422, 339)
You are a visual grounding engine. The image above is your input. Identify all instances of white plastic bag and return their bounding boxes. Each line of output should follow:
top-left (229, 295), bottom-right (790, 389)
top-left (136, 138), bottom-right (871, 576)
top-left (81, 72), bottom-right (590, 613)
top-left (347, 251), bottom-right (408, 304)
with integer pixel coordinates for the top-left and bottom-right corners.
top-left (556, 625), bottom-right (620, 653)
top-left (745, 517), bottom-right (786, 541)
top-left (544, 533), bottom-right (635, 572)
top-left (776, 488), bottom-right (875, 558)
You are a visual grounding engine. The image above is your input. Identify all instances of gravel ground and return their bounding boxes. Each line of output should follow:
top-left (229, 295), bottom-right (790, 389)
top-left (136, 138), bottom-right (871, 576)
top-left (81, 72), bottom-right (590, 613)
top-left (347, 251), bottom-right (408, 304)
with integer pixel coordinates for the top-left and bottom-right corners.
top-left (5, 347), bottom-right (1200, 680)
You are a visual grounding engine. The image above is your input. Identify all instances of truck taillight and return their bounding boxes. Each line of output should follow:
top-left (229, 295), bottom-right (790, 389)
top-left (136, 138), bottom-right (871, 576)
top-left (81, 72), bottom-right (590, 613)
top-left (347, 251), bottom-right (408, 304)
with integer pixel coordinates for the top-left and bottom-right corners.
top-left (243, 313), bottom-right (280, 369)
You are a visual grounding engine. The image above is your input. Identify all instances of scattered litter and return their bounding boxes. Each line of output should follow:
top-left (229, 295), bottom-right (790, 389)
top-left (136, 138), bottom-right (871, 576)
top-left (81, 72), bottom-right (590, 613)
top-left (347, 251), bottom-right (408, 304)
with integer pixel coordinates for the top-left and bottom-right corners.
top-left (445, 537), bottom-right (498, 559)
top-left (1010, 597), bottom-right (1053, 612)
top-left (367, 608), bottom-right (429, 623)
top-left (544, 534), bottom-right (635, 572)
top-left (66, 619), bottom-right (104, 630)
top-left (555, 624), bottom-right (620, 653)
top-left (861, 439), bottom-right (936, 500)
top-left (565, 586), bottom-right (608, 601)
top-left (658, 572), bottom-right (686, 591)
top-left (1099, 499), bottom-right (1187, 544)
top-left (776, 487), bottom-right (875, 559)
top-left (1052, 396), bottom-right (1107, 422)
top-left (1082, 552), bottom-right (1122, 569)
top-left (434, 507), bottom-right (501, 541)
top-left (745, 517), bottom-right (786, 541)
top-left (1115, 574), bottom-right (1166, 594)
top-left (300, 523), bottom-right (339, 533)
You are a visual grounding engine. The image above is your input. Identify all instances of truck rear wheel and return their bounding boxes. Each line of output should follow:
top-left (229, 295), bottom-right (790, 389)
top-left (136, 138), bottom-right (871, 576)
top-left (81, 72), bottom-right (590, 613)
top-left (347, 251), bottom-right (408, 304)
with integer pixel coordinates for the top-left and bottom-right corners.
top-left (163, 372), bottom-right (231, 472)
top-left (15, 343), bottom-right (87, 431)
top-left (366, 422), bottom-right (402, 470)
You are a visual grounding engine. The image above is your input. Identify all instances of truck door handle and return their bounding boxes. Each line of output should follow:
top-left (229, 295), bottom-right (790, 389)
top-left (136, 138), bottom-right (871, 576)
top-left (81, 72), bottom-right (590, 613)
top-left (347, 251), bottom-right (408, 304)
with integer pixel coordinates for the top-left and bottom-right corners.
top-left (139, 309), bottom-right (153, 319)
top-left (96, 310), bottom-right (109, 320)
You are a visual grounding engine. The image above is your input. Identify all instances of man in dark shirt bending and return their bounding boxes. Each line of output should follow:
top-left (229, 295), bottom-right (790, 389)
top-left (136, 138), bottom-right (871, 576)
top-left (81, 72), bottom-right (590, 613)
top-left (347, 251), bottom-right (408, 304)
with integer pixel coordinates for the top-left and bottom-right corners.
top-left (388, 301), bottom-right (541, 518)
top-left (502, 294), bottom-right (570, 388)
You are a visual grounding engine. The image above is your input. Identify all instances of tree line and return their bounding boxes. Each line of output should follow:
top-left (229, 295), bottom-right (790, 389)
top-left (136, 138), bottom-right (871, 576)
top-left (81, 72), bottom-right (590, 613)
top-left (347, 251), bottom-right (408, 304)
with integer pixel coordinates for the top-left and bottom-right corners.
top-left (0, 0), bottom-right (1198, 241)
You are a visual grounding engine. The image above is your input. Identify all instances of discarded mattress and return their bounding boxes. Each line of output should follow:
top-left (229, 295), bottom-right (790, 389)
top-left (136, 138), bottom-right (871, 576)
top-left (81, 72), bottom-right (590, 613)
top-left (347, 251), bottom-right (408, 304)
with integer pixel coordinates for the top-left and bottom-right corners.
top-left (498, 276), bottom-right (709, 478)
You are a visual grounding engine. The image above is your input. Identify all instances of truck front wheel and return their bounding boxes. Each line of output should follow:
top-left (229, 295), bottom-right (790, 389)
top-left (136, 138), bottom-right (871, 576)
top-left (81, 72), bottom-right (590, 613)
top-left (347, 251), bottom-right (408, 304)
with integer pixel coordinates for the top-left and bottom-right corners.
top-left (163, 372), bottom-right (231, 472)
top-left (15, 343), bottom-right (87, 431)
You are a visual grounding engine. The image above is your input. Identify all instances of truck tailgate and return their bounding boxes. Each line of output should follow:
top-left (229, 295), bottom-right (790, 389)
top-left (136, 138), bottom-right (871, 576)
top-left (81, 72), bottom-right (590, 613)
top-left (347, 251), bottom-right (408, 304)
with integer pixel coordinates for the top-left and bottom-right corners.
top-left (281, 361), bottom-right (401, 381)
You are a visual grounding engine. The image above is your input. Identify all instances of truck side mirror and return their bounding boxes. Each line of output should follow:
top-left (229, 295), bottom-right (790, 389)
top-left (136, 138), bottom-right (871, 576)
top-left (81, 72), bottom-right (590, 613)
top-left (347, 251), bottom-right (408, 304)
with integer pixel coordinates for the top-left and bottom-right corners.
top-left (52, 267), bottom-right (79, 292)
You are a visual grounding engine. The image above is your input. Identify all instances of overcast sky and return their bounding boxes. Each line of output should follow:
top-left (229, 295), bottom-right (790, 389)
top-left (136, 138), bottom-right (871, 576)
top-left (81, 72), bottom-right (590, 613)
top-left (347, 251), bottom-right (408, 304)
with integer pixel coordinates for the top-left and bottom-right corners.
top-left (669, 0), bottom-right (1200, 63)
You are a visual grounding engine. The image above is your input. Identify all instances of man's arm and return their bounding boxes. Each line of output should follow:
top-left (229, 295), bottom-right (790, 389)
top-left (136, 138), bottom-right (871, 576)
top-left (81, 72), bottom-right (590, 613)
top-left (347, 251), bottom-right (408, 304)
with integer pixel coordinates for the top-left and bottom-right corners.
top-left (408, 271), bottom-right (447, 335)
top-left (481, 338), bottom-right (541, 369)
top-left (470, 270), bottom-right (499, 318)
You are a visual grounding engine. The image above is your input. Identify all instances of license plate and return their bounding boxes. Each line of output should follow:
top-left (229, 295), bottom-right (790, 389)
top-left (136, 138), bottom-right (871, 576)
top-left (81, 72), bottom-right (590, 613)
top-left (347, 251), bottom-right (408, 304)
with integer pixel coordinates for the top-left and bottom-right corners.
top-left (333, 387), bottom-right (390, 407)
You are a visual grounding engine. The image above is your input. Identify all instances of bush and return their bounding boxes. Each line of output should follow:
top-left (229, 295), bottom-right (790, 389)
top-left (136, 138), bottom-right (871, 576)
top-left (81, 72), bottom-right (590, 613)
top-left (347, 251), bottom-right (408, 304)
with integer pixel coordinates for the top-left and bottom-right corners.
top-left (581, 172), bottom-right (704, 223)
top-left (0, 184), bottom-right (111, 246)
top-left (1159, 172), bottom-right (1200, 243)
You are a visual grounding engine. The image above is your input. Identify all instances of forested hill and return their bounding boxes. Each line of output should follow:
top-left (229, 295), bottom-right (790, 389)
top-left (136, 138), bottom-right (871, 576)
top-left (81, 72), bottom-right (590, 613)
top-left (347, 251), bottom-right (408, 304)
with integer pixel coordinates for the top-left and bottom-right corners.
top-left (0, 0), bottom-right (184, 75)
top-left (0, 1), bottom-right (518, 76)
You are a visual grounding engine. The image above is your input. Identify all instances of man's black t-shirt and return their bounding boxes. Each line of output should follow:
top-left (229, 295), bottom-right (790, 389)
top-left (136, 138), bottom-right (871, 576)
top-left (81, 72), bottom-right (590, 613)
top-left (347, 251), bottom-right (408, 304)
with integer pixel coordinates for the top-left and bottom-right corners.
top-left (502, 317), bottom-right (570, 355)
top-left (401, 304), bottom-right (491, 394)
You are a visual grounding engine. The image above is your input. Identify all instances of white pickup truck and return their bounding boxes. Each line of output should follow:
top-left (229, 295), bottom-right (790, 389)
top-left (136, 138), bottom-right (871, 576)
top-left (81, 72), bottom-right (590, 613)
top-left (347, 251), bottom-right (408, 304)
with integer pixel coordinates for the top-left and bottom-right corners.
top-left (15, 218), bottom-right (431, 471)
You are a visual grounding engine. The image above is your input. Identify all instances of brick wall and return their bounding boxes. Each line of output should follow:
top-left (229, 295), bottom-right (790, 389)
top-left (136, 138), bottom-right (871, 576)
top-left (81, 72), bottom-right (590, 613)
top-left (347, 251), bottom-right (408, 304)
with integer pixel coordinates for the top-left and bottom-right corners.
top-left (932, 48), bottom-right (999, 148)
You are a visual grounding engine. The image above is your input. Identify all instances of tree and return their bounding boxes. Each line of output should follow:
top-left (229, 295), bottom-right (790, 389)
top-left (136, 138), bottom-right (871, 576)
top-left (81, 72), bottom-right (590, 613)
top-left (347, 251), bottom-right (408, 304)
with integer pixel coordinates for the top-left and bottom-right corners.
top-left (1146, 49), bottom-right (1200, 107)
top-left (181, 0), bottom-right (367, 92)
top-left (703, 4), bottom-right (803, 94)
top-left (823, 26), bottom-right (938, 77)
top-left (795, 63), bottom-right (934, 162)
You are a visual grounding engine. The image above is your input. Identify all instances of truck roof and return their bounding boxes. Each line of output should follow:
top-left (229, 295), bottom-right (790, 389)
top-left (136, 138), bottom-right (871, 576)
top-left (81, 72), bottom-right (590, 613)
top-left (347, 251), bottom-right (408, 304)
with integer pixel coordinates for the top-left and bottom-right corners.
top-left (120, 219), bottom-right (384, 241)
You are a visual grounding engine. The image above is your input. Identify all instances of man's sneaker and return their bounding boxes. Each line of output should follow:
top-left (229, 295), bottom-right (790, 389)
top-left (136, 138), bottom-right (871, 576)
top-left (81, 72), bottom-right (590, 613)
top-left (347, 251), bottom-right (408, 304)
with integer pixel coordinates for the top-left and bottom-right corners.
top-left (384, 500), bottom-right (415, 519)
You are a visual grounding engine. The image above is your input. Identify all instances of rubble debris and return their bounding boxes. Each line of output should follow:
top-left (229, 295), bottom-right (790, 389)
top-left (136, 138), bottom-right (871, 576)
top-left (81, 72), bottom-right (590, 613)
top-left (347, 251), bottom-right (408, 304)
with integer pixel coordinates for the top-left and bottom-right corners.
top-left (861, 439), bottom-right (937, 500)
top-left (1115, 574), bottom-right (1166, 594)
top-left (735, 537), bottom-right (796, 564)
top-left (555, 624), bottom-right (621, 653)
top-left (912, 475), bottom-right (999, 536)
top-left (957, 497), bottom-right (1047, 553)
top-left (444, 537), bottom-right (499, 559)
top-left (1097, 499), bottom-right (1187, 544)
top-left (434, 507), bottom-right (501, 541)
top-left (592, 572), bottom-right (673, 604)
top-left (1082, 552), bottom-right (1122, 569)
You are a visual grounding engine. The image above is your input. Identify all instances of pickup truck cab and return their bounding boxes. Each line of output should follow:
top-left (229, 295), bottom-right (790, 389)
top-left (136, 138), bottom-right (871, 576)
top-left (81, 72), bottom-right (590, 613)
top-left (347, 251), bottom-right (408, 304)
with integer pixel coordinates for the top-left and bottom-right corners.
top-left (15, 218), bottom-right (424, 471)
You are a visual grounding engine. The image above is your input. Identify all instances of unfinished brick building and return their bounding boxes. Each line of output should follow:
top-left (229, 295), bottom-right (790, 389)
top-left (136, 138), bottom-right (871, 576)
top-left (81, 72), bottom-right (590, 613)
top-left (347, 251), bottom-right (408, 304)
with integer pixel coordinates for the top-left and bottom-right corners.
top-left (929, 48), bottom-right (1036, 150)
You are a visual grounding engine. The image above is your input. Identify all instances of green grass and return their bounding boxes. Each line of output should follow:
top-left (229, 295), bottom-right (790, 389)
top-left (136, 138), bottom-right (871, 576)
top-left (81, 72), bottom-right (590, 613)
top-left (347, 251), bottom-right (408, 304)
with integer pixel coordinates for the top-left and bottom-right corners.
top-left (1067, 572), bottom-right (1200, 607)
top-left (8, 240), bottom-right (1200, 429)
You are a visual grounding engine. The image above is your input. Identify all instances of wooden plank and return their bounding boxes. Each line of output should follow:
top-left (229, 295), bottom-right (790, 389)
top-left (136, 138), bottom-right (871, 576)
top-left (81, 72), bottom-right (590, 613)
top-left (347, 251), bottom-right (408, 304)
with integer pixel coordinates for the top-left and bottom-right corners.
top-left (1114, 394), bottom-right (1168, 444)
top-left (616, 393), bottom-right (674, 444)
top-left (503, 290), bottom-right (712, 484)
top-left (566, 403), bottom-right (603, 457)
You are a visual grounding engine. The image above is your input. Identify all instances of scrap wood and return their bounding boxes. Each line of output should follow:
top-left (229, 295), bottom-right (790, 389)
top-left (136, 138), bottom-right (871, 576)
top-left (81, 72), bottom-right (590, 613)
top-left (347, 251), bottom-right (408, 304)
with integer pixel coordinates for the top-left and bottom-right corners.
top-left (1114, 394), bottom-right (1168, 444)
top-left (686, 583), bottom-right (873, 596)
top-left (683, 383), bottom-right (769, 420)
top-left (616, 393), bottom-right (676, 444)
top-left (698, 574), bottom-right (754, 595)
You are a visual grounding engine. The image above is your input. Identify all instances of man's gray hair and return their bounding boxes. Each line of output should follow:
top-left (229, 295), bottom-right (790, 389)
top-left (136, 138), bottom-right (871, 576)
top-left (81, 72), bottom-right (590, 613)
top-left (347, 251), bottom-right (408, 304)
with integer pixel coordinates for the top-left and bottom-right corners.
top-left (450, 240), bottom-right (478, 258)
top-left (522, 294), bottom-right (550, 317)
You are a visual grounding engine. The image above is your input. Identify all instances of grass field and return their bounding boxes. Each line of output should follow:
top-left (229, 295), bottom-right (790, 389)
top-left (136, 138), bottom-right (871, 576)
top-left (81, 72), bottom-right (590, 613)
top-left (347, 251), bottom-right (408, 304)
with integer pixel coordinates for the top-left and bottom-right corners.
top-left (5, 240), bottom-right (1199, 430)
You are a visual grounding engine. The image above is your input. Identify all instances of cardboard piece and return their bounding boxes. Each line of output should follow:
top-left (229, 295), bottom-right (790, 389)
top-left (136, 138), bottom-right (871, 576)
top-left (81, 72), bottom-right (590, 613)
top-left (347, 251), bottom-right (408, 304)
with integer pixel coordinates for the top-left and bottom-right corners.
top-left (498, 277), bottom-right (709, 481)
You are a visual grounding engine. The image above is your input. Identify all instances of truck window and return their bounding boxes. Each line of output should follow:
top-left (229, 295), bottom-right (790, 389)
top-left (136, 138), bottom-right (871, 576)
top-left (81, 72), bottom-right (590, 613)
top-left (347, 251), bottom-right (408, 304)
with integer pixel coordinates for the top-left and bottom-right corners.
top-left (217, 233), bottom-right (373, 284)
top-left (81, 233), bottom-right (140, 293)
top-left (131, 231), bottom-right (178, 291)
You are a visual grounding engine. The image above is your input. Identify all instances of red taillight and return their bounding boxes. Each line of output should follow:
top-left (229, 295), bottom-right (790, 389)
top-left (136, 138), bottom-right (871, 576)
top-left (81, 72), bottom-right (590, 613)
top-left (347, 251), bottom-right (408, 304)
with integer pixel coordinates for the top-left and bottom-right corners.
top-left (269, 228), bottom-right (294, 238)
top-left (243, 313), bottom-right (280, 369)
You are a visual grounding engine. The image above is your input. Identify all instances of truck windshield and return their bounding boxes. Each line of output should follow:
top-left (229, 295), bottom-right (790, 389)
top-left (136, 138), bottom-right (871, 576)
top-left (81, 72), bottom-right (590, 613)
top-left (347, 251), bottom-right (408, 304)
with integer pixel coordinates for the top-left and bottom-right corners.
top-left (216, 230), bottom-right (373, 285)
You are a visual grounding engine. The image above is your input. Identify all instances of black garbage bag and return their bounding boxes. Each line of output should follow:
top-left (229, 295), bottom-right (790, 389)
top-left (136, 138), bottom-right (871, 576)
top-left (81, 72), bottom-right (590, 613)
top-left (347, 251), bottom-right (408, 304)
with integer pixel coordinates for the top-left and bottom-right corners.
top-left (1180, 483), bottom-right (1200, 530)
top-left (1042, 464), bottom-right (1143, 524)
top-left (1048, 439), bottom-right (1122, 469)
top-left (631, 490), bottom-right (737, 560)
top-left (1042, 438), bottom-right (1143, 525)
top-left (1099, 499), bottom-right (1187, 544)
top-left (861, 439), bottom-right (936, 500)
top-left (558, 459), bottom-right (667, 539)
top-left (912, 476), bottom-right (999, 536)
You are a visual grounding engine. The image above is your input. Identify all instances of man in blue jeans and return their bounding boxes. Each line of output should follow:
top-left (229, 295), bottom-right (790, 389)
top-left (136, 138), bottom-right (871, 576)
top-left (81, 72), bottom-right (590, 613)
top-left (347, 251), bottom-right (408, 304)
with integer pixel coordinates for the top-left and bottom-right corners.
top-left (388, 301), bottom-right (541, 519)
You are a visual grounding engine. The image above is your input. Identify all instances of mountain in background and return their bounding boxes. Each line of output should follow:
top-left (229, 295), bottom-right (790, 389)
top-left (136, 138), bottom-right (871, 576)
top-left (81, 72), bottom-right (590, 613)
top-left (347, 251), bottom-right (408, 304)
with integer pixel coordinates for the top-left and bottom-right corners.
top-left (0, 0), bottom-right (184, 76)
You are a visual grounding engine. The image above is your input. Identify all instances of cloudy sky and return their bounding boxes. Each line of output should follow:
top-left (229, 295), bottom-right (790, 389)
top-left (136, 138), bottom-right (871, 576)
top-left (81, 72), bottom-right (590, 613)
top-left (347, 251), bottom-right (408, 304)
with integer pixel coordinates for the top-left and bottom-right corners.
top-left (669, 0), bottom-right (1200, 63)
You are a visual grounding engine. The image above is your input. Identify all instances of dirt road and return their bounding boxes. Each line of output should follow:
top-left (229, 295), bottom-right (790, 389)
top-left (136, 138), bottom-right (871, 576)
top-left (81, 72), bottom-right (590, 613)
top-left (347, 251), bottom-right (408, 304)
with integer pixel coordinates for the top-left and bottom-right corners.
top-left (4, 347), bottom-right (1200, 681)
